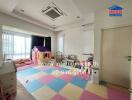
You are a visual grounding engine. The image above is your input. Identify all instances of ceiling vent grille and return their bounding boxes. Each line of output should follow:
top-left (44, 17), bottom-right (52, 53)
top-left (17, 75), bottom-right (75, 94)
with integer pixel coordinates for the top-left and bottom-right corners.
top-left (41, 2), bottom-right (65, 21)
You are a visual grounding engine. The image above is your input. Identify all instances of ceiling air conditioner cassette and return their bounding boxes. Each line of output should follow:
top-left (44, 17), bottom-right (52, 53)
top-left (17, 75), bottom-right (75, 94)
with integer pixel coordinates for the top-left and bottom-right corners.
top-left (41, 2), bottom-right (66, 21)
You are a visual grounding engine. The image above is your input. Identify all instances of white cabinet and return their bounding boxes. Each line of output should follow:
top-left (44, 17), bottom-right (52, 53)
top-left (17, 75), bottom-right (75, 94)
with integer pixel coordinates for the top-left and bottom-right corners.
top-left (92, 68), bottom-right (99, 84)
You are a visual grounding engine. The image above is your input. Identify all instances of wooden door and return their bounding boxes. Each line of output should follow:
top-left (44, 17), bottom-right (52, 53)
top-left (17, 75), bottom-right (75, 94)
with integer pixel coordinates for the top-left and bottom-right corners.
top-left (102, 26), bottom-right (132, 88)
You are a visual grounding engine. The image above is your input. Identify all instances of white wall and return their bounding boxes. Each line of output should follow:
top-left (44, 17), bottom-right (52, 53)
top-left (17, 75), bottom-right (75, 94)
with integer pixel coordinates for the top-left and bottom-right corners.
top-left (57, 24), bottom-right (94, 60)
top-left (94, 1), bottom-right (132, 80)
top-left (0, 12), bottom-right (57, 55)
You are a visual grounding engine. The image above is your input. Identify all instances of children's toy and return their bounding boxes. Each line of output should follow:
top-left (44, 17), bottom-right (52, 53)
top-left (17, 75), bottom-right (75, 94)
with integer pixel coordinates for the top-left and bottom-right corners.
top-left (32, 46), bottom-right (52, 65)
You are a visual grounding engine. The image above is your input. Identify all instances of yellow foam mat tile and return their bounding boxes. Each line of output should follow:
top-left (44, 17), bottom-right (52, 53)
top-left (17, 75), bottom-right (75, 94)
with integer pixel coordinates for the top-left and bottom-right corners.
top-left (59, 83), bottom-right (83, 100)
top-left (32, 86), bottom-right (56, 100)
top-left (51, 70), bottom-right (63, 77)
top-left (85, 83), bottom-right (108, 99)
top-left (107, 83), bottom-right (129, 93)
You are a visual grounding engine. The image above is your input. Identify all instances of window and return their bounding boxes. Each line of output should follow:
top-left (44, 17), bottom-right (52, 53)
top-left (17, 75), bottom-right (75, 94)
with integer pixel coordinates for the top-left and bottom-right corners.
top-left (2, 30), bottom-right (31, 60)
top-left (58, 36), bottom-right (64, 52)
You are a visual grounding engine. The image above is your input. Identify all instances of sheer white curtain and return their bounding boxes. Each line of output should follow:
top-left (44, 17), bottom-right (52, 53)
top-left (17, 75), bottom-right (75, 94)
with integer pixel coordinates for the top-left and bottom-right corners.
top-left (58, 36), bottom-right (64, 52)
top-left (2, 30), bottom-right (31, 60)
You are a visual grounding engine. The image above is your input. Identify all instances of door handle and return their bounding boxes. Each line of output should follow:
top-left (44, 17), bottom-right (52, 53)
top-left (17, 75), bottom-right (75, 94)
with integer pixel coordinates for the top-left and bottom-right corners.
top-left (125, 56), bottom-right (132, 59)
top-left (125, 56), bottom-right (132, 61)
top-left (128, 89), bottom-right (132, 93)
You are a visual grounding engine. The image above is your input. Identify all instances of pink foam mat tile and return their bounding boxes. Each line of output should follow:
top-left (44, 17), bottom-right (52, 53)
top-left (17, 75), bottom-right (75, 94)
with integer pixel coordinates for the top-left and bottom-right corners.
top-left (51, 94), bottom-right (67, 100)
top-left (59, 74), bottom-right (73, 82)
top-left (107, 87), bottom-right (130, 100)
top-left (80, 90), bottom-right (107, 100)
top-left (40, 75), bottom-right (56, 84)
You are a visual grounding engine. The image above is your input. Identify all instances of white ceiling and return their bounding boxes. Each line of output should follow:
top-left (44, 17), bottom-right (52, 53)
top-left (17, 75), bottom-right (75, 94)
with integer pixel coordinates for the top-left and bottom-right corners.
top-left (0, 0), bottom-right (129, 31)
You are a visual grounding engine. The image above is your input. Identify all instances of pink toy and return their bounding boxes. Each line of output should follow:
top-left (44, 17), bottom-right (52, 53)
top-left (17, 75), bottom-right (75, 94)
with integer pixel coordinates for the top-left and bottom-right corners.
top-left (32, 46), bottom-right (52, 65)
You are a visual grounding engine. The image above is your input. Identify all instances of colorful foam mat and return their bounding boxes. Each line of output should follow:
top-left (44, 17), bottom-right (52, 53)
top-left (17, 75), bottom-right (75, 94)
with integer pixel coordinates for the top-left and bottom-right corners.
top-left (17, 66), bottom-right (130, 100)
